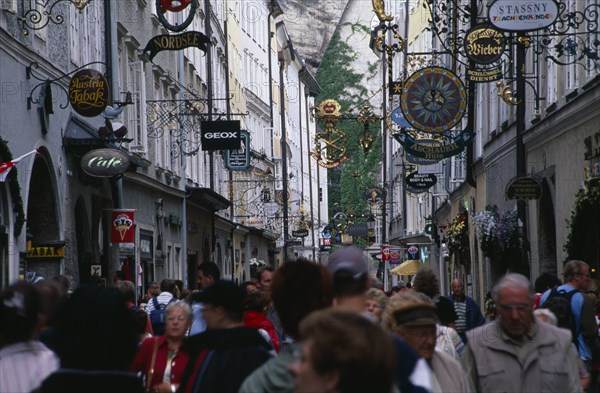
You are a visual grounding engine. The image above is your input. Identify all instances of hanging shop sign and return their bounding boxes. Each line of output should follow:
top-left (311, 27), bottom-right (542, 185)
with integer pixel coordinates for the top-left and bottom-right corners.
top-left (81, 148), bottom-right (130, 177)
top-left (467, 67), bottom-right (502, 83)
top-left (390, 106), bottom-right (412, 128)
top-left (405, 172), bottom-right (437, 190)
top-left (155, 0), bottom-right (197, 32)
top-left (488, 0), bottom-right (559, 32)
top-left (224, 130), bottom-right (250, 171)
top-left (382, 245), bottom-right (402, 265)
top-left (143, 31), bottom-right (210, 62)
top-left (407, 244), bottom-right (420, 260)
top-left (292, 229), bottom-right (309, 238)
top-left (26, 243), bottom-right (65, 259)
top-left (200, 120), bottom-right (241, 151)
top-left (69, 68), bottom-right (109, 117)
top-left (584, 131), bottom-right (600, 181)
top-left (111, 209), bottom-right (136, 243)
top-left (405, 139), bottom-right (443, 165)
top-left (394, 129), bottom-right (475, 160)
top-left (364, 186), bottom-right (384, 204)
top-left (346, 223), bottom-right (368, 237)
top-left (505, 176), bottom-right (543, 200)
top-left (246, 217), bottom-right (264, 227)
top-left (401, 67), bottom-right (467, 134)
top-left (464, 25), bottom-right (505, 64)
top-left (389, 81), bottom-right (403, 96)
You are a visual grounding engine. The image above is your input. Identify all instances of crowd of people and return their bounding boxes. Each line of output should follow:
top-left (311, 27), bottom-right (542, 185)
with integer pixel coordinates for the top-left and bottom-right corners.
top-left (1, 251), bottom-right (599, 393)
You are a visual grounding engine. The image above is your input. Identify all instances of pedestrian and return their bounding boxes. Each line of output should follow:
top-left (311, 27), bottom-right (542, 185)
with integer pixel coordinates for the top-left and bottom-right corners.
top-left (116, 279), bottom-right (154, 337)
top-left (189, 262), bottom-right (220, 336)
top-left (179, 280), bottom-right (272, 393)
top-left (364, 288), bottom-right (388, 323)
top-left (242, 291), bottom-right (280, 353)
top-left (38, 284), bottom-right (143, 392)
top-left (145, 279), bottom-right (177, 335)
top-left (540, 260), bottom-right (597, 368)
top-left (383, 291), bottom-right (472, 392)
top-left (131, 301), bottom-right (192, 393)
top-left (290, 308), bottom-right (395, 393)
top-left (463, 273), bottom-right (582, 392)
top-left (239, 258), bottom-right (334, 393)
top-left (256, 266), bottom-right (286, 344)
top-left (448, 277), bottom-right (485, 342)
top-left (0, 281), bottom-right (60, 393)
top-left (533, 272), bottom-right (562, 309)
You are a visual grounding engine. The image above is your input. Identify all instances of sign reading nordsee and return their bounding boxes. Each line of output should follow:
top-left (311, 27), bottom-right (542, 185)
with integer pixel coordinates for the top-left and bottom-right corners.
top-left (488, 0), bottom-right (559, 31)
top-left (69, 69), bottom-right (109, 117)
top-left (143, 31), bottom-right (210, 61)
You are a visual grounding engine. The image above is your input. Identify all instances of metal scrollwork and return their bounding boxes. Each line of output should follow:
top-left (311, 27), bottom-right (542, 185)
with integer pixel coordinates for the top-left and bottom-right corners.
top-left (19, 0), bottom-right (93, 36)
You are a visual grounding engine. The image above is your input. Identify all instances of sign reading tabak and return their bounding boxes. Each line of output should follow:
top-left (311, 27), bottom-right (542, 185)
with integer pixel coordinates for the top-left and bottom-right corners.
top-left (143, 31), bottom-right (210, 61)
top-left (69, 69), bottom-right (109, 117)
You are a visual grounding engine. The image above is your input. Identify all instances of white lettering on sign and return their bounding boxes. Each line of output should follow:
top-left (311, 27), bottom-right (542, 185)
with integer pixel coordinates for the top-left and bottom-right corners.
top-left (204, 132), bottom-right (237, 139)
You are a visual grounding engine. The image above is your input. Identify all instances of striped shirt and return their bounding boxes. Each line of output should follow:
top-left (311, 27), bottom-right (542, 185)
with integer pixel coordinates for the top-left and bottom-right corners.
top-left (454, 300), bottom-right (467, 334)
top-left (0, 341), bottom-right (60, 393)
top-left (145, 292), bottom-right (175, 315)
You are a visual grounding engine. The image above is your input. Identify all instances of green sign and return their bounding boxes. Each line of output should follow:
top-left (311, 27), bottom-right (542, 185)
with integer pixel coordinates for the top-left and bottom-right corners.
top-left (224, 130), bottom-right (250, 171)
top-left (394, 129), bottom-right (475, 160)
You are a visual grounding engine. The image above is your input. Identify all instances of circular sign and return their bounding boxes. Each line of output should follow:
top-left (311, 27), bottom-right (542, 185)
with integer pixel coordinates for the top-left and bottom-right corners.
top-left (156, 0), bottom-right (197, 32)
top-left (488, 0), bottom-right (559, 32)
top-left (69, 69), bottom-right (110, 117)
top-left (401, 67), bottom-right (467, 134)
top-left (464, 25), bottom-right (505, 64)
top-left (81, 148), bottom-right (131, 177)
top-left (405, 172), bottom-right (438, 190)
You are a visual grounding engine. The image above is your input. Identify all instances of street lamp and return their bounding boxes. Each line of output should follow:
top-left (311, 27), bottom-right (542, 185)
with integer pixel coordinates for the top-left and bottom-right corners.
top-left (276, 22), bottom-right (295, 263)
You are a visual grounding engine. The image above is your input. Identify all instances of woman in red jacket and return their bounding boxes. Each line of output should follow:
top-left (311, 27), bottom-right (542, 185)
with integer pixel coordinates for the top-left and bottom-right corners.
top-left (242, 291), bottom-right (280, 353)
top-left (131, 301), bottom-right (192, 393)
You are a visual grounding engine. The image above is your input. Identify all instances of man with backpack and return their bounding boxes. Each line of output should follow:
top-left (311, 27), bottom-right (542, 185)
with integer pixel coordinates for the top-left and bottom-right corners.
top-left (145, 278), bottom-right (177, 335)
top-left (540, 260), bottom-right (598, 369)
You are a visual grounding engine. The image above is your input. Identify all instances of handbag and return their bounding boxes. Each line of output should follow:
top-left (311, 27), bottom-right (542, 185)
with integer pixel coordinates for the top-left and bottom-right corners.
top-left (146, 337), bottom-right (160, 392)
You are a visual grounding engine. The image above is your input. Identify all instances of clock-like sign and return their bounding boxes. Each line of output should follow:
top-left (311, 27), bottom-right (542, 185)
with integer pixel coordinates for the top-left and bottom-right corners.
top-left (400, 67), bottom-right (467, 134)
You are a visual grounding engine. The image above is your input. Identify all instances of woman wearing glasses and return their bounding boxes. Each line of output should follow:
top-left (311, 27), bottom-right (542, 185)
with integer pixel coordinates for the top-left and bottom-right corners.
top-left (131, 301), bottom-right (192, 393)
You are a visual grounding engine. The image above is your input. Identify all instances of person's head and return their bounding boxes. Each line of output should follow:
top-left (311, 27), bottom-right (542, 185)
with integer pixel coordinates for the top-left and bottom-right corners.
top-left (53, 284), bottom-right (138, 370)
top-left (327, 246), bottom-right (370, 308)
top-left (197, 262), bottom-right (221, 290)
top-left (534, 272), bottom-right (562, 294)
top-left (451, 278), bottom-right (464, 298)
top-left (0, 281), bottom-right (43, 344)
top-left (412, 268), bottom-right (440, 298)
top-left (434, 295), bottom-right (458, 328)
top-left (242, 281), bottom-right (258, 295)
top-left (243, 291), bottom-right (271, 315)
top-left (164, 301), bottom-right (192, 339)
top-left (271, 258), bottom-right (333, 339)
top-left (115, 280), bottom-right (136, 304)
top-left (199, 280), bottom-right (245, 329)
top-left (291, 308), bottom-right (394, 393)
top-left (534, 308), bottom-right (557, 325)
top-left (563, 260), bottom-right (591, 290)
top-left (255, 266), bottom-right (275, 294)
top-left (160, 278), bottom-right (177, 294)
top-left (133, 308), bottom-right (150, 340)
top-left (365, 288), bottom-right (388, 322)
top-left (493, 273), bottom-right (534, 341)
top-left (146, 282), bottom-right (159, 298)
top-left (175, 279), bottom-right (184, 294)
top-left (382, 291), bottom-right (439, 361)
top-left (35, 279), bottom-right (68, 328)
top-left (50, 274), bottom-right (71, 294)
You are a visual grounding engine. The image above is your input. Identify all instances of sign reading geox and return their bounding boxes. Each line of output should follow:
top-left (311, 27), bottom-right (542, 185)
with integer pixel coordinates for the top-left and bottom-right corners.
top-left (200, 120), bottom-right (241, 151)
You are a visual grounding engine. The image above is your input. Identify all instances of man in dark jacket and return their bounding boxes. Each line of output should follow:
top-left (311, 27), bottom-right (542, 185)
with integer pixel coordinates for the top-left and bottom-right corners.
top-left (179, 280), bottom-right (272, 393)
top-left (449, 278), bottom-right (485, 342)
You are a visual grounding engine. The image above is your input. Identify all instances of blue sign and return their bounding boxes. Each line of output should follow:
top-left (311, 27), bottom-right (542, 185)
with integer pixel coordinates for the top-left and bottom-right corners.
top-left (391, 107), bottom-right (411, 128)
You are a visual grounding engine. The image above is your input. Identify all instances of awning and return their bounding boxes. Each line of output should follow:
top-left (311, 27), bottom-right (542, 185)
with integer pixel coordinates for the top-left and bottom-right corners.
top-left (390, 259), bottom-right (420, 275)
top-left (186, 187), bottom-right (231, 211)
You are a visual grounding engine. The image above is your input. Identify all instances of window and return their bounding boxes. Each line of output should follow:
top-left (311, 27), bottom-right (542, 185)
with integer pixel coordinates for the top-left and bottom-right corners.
top-left (125, 61), bottom-right (147, 155)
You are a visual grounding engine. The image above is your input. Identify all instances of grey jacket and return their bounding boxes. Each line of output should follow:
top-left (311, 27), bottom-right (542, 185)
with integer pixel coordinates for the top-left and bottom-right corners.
top-left (464, 319), bottom-right (582, 393)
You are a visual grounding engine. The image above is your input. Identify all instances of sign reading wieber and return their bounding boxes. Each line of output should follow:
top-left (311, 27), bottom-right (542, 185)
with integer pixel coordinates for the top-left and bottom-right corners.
top-left (111, 209), bottom-right (136, 243)
top-left (488, 0), bottom-right (559, 31)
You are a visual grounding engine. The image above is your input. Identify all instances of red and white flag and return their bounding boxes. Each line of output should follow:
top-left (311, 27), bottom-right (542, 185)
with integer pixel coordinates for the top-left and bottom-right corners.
top-left (0, 149), bottom-right (39, 182)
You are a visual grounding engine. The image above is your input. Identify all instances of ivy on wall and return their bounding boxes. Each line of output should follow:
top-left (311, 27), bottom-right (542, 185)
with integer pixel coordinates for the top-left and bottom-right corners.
top-left (0, 137), bottom-right (26, 237)
top-left (564, 181), bottom-right (600, 262)
top-left (316, 29), bottom-right (382, 228)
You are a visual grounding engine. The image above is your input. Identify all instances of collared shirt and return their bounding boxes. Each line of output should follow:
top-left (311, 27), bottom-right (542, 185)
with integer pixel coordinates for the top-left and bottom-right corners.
top-left (0, 341), bottom-right (60, 393)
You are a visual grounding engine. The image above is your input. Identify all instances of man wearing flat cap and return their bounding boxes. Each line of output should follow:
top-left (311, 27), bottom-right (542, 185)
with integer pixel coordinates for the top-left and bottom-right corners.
top-left (383, 291), bottom-right (472, 393)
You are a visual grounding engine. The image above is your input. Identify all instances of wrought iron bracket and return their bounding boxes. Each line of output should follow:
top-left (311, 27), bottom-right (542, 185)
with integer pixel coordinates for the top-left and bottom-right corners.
top-left (19, 0), bottom-right (93, 36)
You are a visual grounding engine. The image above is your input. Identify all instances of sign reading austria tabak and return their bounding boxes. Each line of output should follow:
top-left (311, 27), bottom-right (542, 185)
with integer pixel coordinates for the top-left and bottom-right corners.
top-left (488, 0), bottom-right (559, 31)
top-left (111, 209), bottom-right (136, 243)
top-left (69, 69), bottom-right (109, 117)
top-left (143, 31), bottom-right (210, 61)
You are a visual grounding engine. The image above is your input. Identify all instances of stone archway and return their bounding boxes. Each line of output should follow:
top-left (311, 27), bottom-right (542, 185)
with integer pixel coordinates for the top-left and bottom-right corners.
top-left (26, 150), bottom-right (60, 278)
top-left (538, 178), bottom-right (557, 275)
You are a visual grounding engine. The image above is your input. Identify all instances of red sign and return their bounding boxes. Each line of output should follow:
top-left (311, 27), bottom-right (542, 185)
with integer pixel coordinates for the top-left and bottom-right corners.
top-left (382, 245), bottom-right (402, 265)
top-left (111, 209), bottom-right (136, 243)
top-left (323, 238), bottom-right (332, 246)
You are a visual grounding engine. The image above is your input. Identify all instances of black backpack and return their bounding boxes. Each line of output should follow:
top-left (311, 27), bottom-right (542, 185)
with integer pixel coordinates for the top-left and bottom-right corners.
top-left (149, 296), bottom-right (176, 336)
top-left (541, 288), bottom-right (579, 343)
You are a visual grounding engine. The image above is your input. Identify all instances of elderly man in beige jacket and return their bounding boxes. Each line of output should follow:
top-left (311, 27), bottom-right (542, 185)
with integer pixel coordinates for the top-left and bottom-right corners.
top-left (462, 273), bottom-right (582, 392)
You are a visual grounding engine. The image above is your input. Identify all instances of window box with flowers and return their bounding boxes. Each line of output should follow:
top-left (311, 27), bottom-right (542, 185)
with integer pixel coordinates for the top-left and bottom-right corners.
top-left (474, 205), bottom-right (523, 268)
top-left (446, 210), bottom-right (470, 266)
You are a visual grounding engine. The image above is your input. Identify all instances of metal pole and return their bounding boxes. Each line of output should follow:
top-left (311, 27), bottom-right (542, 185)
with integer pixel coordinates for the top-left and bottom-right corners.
top-left (279, 58), bottom-right (290, 263)
top-left (305, 92), bottom-right (316, 261)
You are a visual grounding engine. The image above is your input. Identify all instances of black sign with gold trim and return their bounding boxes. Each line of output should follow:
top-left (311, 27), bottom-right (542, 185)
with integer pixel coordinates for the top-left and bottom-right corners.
top-left (144, 31), bottom-right (210, 62)
top-left (69, 69), bottom-right (110, 117)
top-left (505, 176), bottom-right (543, 200)
top-left (464, 25), bottom-right (505, 65)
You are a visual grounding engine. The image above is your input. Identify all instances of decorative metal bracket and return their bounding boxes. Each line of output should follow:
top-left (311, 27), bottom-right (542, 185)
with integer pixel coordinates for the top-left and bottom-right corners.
top-left (19, 0), bottom-right (93, 36)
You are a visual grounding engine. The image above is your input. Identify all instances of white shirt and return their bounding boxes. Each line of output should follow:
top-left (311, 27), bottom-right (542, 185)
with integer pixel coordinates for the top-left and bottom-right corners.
top-left (0, 341), bottom-right (60, 393)
top-left (145, 292), bottom-right (175, 315)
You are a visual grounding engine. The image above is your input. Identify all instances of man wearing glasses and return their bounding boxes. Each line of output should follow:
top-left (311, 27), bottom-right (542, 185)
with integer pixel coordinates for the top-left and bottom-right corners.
top-left (463, 273), bottom-right (582, 392)
top-left (539, 260), bottom-right (597, 370)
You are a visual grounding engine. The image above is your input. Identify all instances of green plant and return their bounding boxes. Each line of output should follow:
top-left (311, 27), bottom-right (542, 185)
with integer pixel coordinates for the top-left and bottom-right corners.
top-left (446, 210), bottom-right (470, 265)
top-left (564, 181), bottom-right (600, 261)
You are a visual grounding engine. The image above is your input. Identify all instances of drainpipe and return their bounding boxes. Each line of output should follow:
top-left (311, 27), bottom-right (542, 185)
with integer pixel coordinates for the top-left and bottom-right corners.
top-left (304, 89), bottom-right (316, 261)
top-left (178, 10), bottom-right (188, 288)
